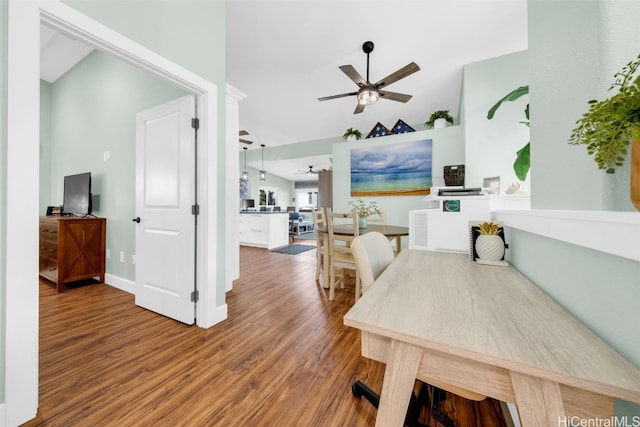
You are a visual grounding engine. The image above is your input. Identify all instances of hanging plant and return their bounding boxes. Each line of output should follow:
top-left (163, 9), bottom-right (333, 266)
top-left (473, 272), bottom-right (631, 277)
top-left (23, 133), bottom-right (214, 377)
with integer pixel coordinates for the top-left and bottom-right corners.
top-left (569, 54), bottom-right (640, 174)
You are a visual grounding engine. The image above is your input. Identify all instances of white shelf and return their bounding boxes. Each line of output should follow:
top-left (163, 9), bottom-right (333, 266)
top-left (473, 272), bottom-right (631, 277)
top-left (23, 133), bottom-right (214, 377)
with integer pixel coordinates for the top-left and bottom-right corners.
top-left (492, 209), bottom-right (640, 262)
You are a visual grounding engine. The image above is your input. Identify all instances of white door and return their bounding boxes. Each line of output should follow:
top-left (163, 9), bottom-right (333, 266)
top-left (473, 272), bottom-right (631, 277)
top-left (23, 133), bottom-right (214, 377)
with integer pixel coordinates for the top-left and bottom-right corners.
top-left (134, 95), bottom-right (197, 324)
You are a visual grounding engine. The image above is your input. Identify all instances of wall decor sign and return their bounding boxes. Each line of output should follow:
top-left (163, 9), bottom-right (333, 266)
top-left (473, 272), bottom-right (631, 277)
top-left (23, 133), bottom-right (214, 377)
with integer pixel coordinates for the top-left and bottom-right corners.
top-left (350, 139), bottom-right (433, 196)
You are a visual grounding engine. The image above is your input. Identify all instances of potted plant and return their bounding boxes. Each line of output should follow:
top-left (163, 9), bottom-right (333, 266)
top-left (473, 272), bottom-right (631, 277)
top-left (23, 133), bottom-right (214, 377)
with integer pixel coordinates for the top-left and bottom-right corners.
top-left (475, 221), bottom-right (504, 261)
top-left (343, 127), bottom-right (362, 141)
top-left (569, 54), bottom-right (640, 210)
top-left (348, 199), bottom-right (382, 228)
top-left (425, 110), bottom-right (454, 129)
top-left (487, 85), bottom-right (530, 181)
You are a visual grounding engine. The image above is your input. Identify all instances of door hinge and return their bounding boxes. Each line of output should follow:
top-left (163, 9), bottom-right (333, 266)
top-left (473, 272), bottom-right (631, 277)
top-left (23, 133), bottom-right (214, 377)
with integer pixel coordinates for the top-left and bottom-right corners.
top-left (191, 117), bottom-right (199, 130)
top-left (192, 204), bottom-right (200, 216)
top-left (191, 290), bottom-right (199, 302)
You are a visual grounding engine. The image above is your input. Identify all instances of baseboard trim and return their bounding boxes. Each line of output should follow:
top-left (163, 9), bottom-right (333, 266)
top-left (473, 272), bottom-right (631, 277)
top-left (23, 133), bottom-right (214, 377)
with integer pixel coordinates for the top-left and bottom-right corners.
top-left (104, 274), bottom-right (134, 294)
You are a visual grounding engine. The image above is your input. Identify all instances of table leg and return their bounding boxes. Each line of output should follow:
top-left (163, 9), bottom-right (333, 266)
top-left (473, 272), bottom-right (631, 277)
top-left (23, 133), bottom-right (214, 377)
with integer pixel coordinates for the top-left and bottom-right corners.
top-left (394, 236), bottom-right (402, 255)
top-left (510, 371), bottom-right (565, 426)
top-left (322, 233), bottom-right (329, 289)
top-left (375, 340), bottom-right (422, 427)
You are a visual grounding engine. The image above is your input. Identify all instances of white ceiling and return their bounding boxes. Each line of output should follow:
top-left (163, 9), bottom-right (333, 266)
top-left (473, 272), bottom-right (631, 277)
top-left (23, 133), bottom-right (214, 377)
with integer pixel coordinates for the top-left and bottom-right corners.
top-left (40, 0), bottom-right (529, 183)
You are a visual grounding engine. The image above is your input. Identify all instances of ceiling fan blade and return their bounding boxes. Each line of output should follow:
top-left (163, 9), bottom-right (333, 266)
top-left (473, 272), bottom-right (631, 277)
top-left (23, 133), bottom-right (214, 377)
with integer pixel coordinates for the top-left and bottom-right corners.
top-left (239, 130), bottom-right (249, 136)
top-left (339, 65), bottom-right (367, 87)
top-left (318, 91), bottom-right (357, 101)
top-left (374, 62), bottom-right (420, 89)
top-left (353, 103), bottom-right (365, 114)
top-left (239, 138), bottom-right (253, 145)
top-left (378, 90), bottom-right (413, 103)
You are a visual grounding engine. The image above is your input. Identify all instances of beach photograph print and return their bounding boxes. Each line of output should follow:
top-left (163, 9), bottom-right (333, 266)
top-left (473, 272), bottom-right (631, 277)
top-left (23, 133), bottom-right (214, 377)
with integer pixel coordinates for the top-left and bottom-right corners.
top-left (351, 139), bottom-right (432, 196)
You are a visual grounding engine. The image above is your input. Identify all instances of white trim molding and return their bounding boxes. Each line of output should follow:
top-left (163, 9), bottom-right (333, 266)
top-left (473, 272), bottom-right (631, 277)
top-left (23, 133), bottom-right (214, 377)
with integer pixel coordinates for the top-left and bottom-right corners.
top-left (493, 209), bottom-right (640, 262)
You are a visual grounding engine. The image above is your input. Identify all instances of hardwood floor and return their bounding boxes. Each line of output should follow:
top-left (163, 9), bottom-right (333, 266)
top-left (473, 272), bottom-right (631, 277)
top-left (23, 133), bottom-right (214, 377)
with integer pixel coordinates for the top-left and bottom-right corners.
top-left (24, 242), bottom-right (508, 426)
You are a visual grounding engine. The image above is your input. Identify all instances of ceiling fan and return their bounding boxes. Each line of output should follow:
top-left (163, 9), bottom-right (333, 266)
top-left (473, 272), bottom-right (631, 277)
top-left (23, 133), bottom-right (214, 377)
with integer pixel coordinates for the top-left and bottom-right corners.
top-left (296, 166), bottom-right (321, 176)
top-left (239, 130), bottom-right (253, 145)
top-left (318, 41), bottom-right (420, 114)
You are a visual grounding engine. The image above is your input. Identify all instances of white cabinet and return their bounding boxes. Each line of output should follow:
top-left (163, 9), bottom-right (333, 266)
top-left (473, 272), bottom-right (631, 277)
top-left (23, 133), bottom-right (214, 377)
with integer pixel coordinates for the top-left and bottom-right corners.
top-left (409, 197), bottom-right (492, 253)
top-left (409, 193), bottom-right (530, 254)
top-left (239, 213), bottom-right (289, 250)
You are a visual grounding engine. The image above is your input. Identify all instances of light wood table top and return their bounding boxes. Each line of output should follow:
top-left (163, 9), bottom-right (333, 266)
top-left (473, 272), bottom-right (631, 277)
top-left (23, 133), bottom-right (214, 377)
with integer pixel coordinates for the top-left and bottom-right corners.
top-left (344, 249), bottom-right (640, 426)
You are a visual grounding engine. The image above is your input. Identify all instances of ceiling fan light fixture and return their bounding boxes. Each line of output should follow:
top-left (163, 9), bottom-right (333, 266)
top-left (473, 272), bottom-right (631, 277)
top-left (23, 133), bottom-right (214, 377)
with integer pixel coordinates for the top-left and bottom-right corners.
top-left (358, 88), bottom-right (379, 105)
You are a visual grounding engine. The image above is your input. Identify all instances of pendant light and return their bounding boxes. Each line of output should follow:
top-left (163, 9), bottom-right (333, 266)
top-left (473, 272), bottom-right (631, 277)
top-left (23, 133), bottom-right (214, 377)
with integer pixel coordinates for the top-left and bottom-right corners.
top-left (259, 144), bottom-right (267, 180)
top-left (241, 147), bottom-right (249, 181)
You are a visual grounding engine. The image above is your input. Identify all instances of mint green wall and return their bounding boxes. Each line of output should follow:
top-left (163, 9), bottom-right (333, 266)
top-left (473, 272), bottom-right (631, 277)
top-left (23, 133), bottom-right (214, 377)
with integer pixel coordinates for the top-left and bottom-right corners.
top-left (40, 81), bottom-right (52, 215)
top-left (0, 0), bottom-right (7, 405)
top-left (333, 126), bottom-right (465, 231)
top-left (62, 0), bottom-right (228, 305)
top-left (508, 0), bottom-right (640, 416)
top-left (241, 165), bottom-right (293, 210)
top-left (529, 0), bottom-right (638, 211)
top-left (462, 51), bottom-right (529, 191)
top-left (42, 51), bottom-right (188, 281)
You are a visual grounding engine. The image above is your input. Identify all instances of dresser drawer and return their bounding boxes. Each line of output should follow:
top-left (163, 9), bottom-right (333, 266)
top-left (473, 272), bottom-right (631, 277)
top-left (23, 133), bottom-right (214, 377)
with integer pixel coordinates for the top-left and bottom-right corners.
top-left (39, 239), bottom-right (58, 262)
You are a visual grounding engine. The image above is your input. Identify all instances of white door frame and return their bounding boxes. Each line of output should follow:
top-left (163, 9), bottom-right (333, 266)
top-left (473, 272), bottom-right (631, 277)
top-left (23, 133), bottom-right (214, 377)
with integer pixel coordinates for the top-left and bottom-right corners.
top-left (6, 1), bottom-right (227, 425)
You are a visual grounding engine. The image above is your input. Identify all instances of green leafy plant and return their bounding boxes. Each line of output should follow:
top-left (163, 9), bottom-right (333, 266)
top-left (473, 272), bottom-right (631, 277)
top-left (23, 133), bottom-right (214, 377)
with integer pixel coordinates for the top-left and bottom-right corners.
top-left (487, 85), bottom-right (530, 181)
top-left (478, 221), bottom-right (501, 235)
top-left (569, 54), bottom-right (640, 173)
top-left (425, 110), bottom-right (454, 128)
top-left (343, 127), bottom-right (362, 140)
top-left (348, 199), bottom-right (382, 218)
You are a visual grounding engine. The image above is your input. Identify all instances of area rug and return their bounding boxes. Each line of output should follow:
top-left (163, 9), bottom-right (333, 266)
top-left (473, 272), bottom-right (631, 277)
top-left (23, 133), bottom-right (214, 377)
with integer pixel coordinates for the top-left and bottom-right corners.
top-left (270, 244), bottom-right (315, 255)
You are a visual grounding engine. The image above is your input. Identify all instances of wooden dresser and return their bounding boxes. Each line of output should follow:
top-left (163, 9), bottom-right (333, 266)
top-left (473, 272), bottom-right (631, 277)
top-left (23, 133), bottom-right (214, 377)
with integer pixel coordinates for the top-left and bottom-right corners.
top-left (39, 216), bottom-right (107, 292)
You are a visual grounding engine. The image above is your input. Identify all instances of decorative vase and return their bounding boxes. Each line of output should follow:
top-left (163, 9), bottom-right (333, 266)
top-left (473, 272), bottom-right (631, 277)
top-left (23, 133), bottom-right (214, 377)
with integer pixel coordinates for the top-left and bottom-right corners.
top-left (631, 138), bottom-right (640, 211)
top-left (358, 217), bottom-right (367, 228)
top-left (475, 235), bottom-right (504, 261)
top-left (433, 118), bottom-right (448, 129)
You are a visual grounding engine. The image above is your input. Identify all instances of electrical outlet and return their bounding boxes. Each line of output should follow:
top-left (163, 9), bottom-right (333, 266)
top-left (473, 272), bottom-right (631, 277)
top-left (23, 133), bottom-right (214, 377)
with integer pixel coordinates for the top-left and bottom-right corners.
top-left (104, 150), bottom-right (111, 161)
top-left (120, 251), bottom-right (125, 263)
top-left (106, 249), bottom-right (110, 259)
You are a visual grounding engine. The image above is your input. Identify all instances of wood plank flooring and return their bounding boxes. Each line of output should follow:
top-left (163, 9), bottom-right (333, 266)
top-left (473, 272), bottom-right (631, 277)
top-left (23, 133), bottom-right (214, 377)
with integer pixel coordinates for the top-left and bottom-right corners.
top-left (23, 242), bottom-right (508, 426)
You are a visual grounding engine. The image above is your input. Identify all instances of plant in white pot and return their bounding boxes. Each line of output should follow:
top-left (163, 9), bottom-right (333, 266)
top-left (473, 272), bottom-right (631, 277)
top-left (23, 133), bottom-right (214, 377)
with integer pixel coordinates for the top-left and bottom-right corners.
top-left (475, 221), bottom-right (505, 261)
top-left (348, 199), bottom-right (382, 228)
top-left (343, 127), bottom-right (362, 141)
top-left (425, 110), bottom-right (453, 129)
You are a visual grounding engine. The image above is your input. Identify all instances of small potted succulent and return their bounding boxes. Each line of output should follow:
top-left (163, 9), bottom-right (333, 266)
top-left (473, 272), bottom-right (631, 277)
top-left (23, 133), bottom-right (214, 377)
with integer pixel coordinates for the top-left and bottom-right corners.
top-left (425, 110), bottom-right (454, 129)
top-left (475, 221), bottom-right (504, 261)
top-left (343, 127), bottom-right (362, 141)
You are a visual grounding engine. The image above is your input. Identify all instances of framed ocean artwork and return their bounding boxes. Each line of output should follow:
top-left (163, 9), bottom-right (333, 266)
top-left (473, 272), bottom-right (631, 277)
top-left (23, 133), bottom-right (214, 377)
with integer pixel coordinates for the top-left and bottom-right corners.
top-left (350, 139), bottom-right (433, 196)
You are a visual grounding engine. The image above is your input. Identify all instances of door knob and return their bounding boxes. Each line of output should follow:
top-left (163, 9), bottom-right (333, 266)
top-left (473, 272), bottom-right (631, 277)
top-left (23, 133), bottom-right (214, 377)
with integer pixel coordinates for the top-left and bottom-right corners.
top-left (132, 217), bottom-right (141, 223)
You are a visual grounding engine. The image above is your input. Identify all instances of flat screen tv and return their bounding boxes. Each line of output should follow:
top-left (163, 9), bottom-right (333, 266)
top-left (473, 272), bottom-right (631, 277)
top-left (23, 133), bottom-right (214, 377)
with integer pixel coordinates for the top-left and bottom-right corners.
top-left (62, 172), bottom-right (92, 216)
